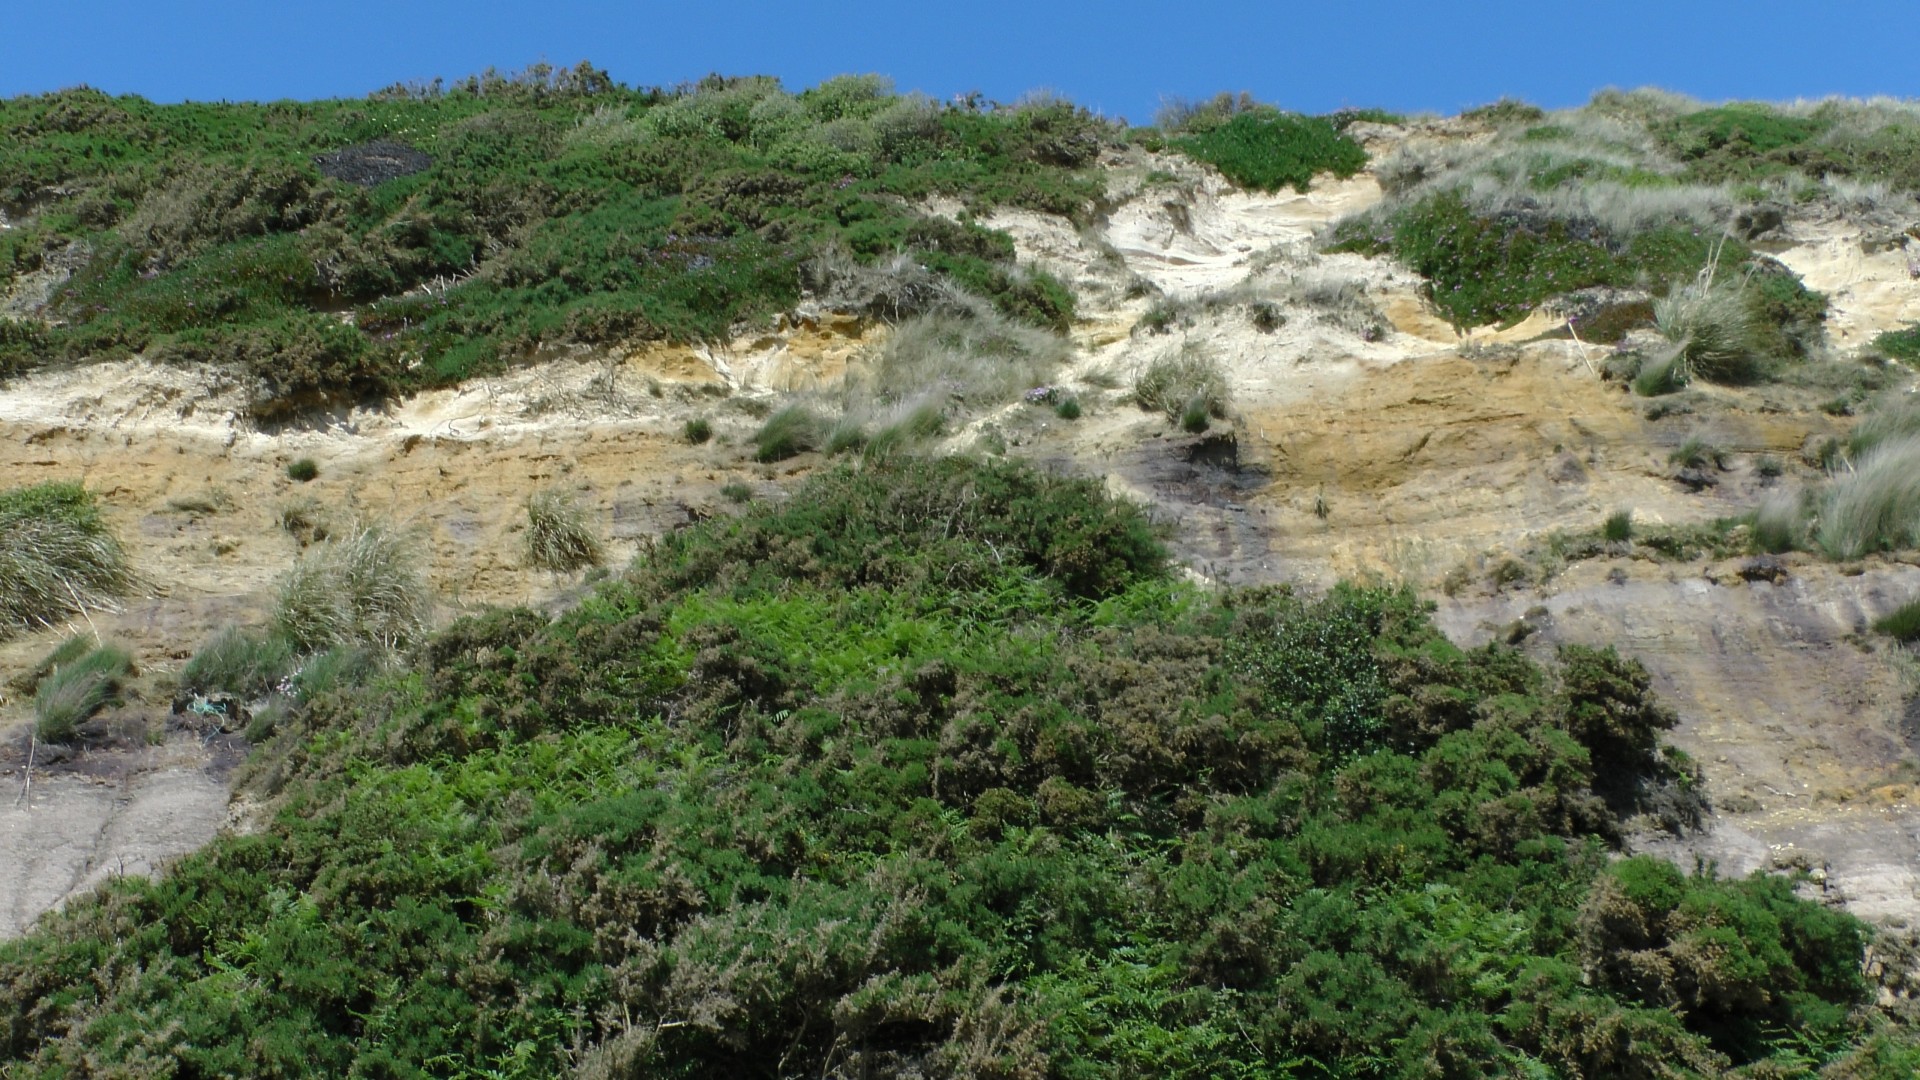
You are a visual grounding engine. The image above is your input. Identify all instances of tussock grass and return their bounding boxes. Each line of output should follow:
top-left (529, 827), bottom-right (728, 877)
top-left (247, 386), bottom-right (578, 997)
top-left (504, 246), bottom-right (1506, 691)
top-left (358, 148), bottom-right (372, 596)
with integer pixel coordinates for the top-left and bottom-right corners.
top-left (1813, 436), bottom-right (1920, 559)
top-left (1654, 268), bottom-right (1760, 384)
top-left (752, 405), bottom-right (826, 462)
top-left (1603, 509), bottom-right (1634, 543)
top-left (274, 521), bottom-right (431, 653)
top-left (856, 306), bottom-right (1068, 410)
top-left (0, 481), bottom-right (134, 639)
top-left (1134, 343), bottom-right (1231, 430)
top-left (180, 625), bottom-right (296, 699)
top-left (34, 641), bottom-right (132, 744)
top-left (525, 490), bottom-right (605, 573)
top-left (1874, 597), bottom-right (1920, 642)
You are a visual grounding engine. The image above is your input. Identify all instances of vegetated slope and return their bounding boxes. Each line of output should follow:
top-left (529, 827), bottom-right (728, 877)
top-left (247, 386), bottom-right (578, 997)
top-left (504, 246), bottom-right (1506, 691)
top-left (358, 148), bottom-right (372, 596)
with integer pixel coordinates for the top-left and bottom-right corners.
top-left (2, 459), bottom-right (1911, 1077)
top-left (0, 65), bottom-right (1115, 417)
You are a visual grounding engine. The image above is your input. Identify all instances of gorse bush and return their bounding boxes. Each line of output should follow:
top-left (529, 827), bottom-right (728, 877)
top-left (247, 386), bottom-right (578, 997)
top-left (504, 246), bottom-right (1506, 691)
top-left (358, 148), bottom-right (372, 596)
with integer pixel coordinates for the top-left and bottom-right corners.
top-left (0, 481), bottom-right (134, 639)
top-left (523, 489), bottom-right (604, 573)
top-left (1173, 110), bottom-right (1367, 193)
top-left (2, 456), bottom-right (1901, 1076)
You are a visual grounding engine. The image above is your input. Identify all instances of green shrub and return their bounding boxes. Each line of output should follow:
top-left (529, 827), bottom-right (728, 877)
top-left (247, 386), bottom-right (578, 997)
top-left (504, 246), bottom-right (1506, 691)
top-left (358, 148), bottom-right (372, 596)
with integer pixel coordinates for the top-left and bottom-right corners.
top-left (1134, 343), bottom-right (1230, 428)
top-left (524, 490), bottom-right (604, 573)
top-left (1054, 396), bottom-right (1081, 420)
top-left (751, 404), bottom-right (825, 462)
top-left (0, 481), bottom-right (134, 639)
top-left (274, 521), bottom-right (431, 652)
top-left (33, 641), bottom-right (131, 743)
top-left (719, 480), bottom-right (755, 503)
top-left (179, 625), bottom-right (295, 699)
top-left (1873, 324), bottom-right (1920, 364)
top-left (1174, 110), bottom-right (1366, 193)
top-left (682, 416), bottom-right (713, 444)
top-left (286, 458), bottom-right (319, 482)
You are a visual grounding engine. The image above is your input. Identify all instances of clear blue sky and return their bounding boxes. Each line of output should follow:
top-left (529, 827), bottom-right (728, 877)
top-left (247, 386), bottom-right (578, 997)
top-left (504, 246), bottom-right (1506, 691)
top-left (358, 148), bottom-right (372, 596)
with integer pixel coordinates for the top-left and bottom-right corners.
top-left (3, 1), bottom-right (1914, 121)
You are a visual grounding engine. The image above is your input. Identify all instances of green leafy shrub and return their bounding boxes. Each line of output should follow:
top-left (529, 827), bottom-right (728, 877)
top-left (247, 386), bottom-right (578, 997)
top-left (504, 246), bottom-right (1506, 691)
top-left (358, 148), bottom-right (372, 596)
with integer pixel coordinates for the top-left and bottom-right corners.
top-left (682, 416), bottom-right (713, 444)
top-left (33, 641), bottom-right (132, 743)
top-left (0, 480), bottom-right (134, 639)
top-left (285, 457), bottom-right (319, 482)
top-left (1054, 396), bottom-right (1081, 420)
top-left (1174, 110), bottom-right (1366, 193)
top-left (524, 490), bottom-right (604, 573)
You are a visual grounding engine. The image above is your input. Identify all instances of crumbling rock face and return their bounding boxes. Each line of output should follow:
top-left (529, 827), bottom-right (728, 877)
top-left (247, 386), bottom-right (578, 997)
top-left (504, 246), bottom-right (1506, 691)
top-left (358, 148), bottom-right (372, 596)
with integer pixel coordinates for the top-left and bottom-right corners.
top-left (313, 141), bottom-right (431, 187)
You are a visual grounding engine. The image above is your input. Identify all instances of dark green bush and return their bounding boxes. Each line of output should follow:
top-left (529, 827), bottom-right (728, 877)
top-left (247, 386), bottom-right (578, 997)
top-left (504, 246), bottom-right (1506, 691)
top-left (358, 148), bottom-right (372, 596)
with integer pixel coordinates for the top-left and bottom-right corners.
top-left (285, 457), bottom-right (319, 482)
top-left (1175, 110), bottom-right (1367, 193)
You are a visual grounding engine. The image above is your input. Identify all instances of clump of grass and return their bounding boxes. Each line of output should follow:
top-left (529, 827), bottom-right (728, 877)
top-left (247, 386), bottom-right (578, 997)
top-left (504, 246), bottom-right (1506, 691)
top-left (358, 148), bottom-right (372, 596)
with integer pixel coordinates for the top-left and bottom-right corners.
top-left (719, 481), bottom-right (755, 503)
top-left (1752, 491), bottom-right (1805, 553)
top-left (274, 521), bottom-right (431, 653)
top-left (1632, 351), bottom-right (1687, 397)
top-left (34, 641), bottom-right (132, 744)
top-left (291, 643), bottom-right (378, 704)
top-left (1654, 276), bottom-right (1760, 384)
top-left (1668, 437), bottom-right (1723, 470)
top-left (1812, 436), bottom-right (1920, 559)
top-left (826, 419), bottom-right (868, 455)
top-left (861, 399), bottom-right (945, 462)
top-left (277, 498), bottom-right (331, 547)
top-left (1603, 509), bottom-right (1634, 542)
top-left (179, 625), bottom-right (295, 699)
top-left (752, 405), bottom-right (825, 462)
top-left (1055, 397), bottom-right (1082, 420)
top-left (1875, 598), bottom-right (1920, 642)
top-left (857, 307), bottom-right (1068, 412)
top-left (524, 490), bottom-right (604, 573)
top-left (14, 632), bottom-right (98, 694)
top-left (286, 458), bottom-right (319, 483)
top-left (0, 481), bottom-right (134, 639)
top-left (1134, 343), bottom-right (1230, 430)
top-left (683, 417), bottom-right (713, 445)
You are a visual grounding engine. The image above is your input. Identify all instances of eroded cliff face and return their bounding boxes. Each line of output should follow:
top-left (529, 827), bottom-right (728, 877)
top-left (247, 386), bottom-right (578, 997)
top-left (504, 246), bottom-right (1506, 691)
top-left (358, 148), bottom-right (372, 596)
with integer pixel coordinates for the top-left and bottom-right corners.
top-left (6, 125), bottom-right (1920, 935)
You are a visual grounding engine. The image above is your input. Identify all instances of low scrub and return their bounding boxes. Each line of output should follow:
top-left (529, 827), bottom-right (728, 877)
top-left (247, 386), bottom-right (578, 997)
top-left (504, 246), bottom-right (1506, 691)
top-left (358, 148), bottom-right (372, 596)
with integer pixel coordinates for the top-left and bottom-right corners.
top-left (33, 641), bottom-right (131, 744)
top-left (524, 490), bottom-right (604, 573)
top-left (0, 481), bottom-right (134, 639)
top-left (274, 521), bottom-right (431, 652)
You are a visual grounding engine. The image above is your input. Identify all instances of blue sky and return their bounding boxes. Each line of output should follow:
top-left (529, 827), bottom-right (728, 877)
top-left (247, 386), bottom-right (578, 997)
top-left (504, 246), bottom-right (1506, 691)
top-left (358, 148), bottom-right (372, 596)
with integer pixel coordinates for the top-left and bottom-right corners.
top-left (3, 2), bottom-right (1915, 120)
